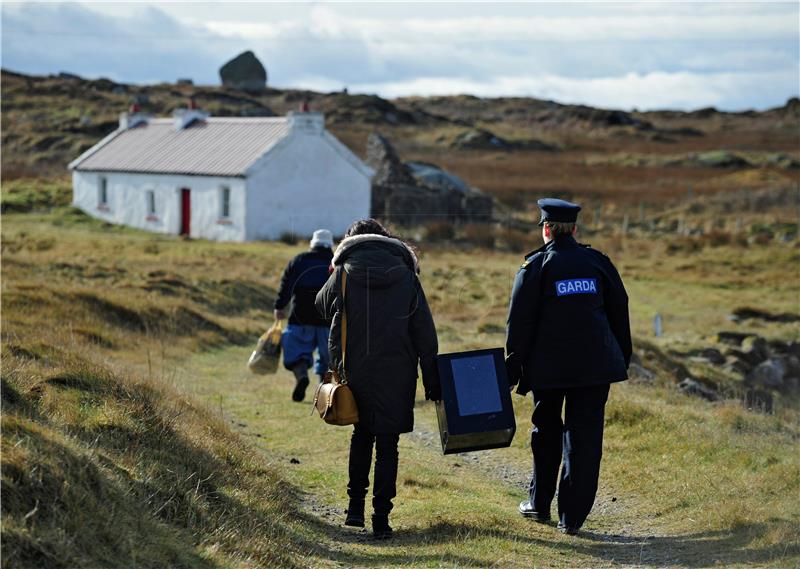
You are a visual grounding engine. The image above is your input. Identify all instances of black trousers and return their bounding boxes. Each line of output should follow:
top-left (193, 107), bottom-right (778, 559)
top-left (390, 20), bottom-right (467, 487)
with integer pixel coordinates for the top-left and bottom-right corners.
top-left (529, 383), bottom-right (610, 529)
top-left (347, 424), bottom-right (400, 516)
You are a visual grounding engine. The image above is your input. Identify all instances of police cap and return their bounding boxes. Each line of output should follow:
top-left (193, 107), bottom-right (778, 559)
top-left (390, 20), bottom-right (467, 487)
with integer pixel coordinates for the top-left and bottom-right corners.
top-left (537, 198), bottom-right (582, 226)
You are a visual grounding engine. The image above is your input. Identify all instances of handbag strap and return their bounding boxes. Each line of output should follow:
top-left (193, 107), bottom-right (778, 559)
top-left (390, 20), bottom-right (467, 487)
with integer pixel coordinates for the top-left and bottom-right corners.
top-left (340, 269), bottom-right (348, 383)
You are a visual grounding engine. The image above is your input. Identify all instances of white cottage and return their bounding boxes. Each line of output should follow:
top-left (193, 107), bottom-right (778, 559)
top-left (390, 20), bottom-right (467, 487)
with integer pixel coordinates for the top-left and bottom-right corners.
top-left (69, 109), bottom-right (373, 241)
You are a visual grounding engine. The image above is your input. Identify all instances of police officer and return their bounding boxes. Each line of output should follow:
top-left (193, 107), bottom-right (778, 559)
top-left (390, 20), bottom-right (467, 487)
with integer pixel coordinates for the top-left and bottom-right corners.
top-left (274, 229), bottom-right (335, 402)
top-left (506, 198), bottom-right (631, 535)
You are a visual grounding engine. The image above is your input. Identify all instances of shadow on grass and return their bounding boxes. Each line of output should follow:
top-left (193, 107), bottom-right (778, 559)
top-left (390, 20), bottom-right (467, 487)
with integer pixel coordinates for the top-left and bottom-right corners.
top-left (294, 510), bottom-right (799, 568)
top-left (2, 360), bottom-right (301, 569)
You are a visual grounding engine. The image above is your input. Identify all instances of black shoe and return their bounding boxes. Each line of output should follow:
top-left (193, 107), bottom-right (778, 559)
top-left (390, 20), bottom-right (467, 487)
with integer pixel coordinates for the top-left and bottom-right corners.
top-left (557, 522), bottom-right (579, 535)
top-left (291, 376), bottom-right (309, 402)
top-left (372, 514), bottom-right (393, 539)
top-left (344, 501), bottom-right (365, 528)
top-left (518, 500), bottom-right (551, 522)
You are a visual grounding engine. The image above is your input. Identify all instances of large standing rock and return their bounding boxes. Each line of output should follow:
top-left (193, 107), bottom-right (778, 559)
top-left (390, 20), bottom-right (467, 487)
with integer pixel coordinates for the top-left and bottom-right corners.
top-left (219, 51), bottom-right (267, 93)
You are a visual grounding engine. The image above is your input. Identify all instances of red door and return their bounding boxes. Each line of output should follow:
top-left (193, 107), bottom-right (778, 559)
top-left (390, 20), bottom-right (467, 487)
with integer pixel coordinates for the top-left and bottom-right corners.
top-left (180, 189), bottom-right (191, 236)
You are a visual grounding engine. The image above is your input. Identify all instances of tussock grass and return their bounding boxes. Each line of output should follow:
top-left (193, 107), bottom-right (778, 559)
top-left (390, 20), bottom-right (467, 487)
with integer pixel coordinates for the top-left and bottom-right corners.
top-left (1, 212), bottom-right (315, 567)
top-left (1, 348), bottom-right (304, 568)
top-left (0, 177), bottom-right (72, 213)
top-left (590, 384), bottom-right (800, 568)
top-left (2, 206), bottom-right (799, 567)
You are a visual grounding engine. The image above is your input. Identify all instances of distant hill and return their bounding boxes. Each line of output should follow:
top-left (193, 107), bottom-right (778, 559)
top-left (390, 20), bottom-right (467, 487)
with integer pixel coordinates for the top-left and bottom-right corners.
top-left (2, 69), bottom-right (798, 208)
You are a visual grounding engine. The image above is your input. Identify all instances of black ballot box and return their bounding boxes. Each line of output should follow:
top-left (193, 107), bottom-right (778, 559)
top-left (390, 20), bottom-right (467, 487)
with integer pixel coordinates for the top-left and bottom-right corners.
top-left (434, 348), bottom-right (516, 454)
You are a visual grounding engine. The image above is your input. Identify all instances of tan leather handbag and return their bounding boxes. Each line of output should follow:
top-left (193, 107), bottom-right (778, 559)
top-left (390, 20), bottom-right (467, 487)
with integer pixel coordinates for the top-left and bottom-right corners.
top-left (313, 270), bottom-right (359, 426)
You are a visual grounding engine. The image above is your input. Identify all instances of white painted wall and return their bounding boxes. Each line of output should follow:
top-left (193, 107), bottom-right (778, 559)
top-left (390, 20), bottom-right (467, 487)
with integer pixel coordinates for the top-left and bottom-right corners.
top-left (72, 171), bottom-right (246, 241)
top-left (244, 131), bottom-right (372, 240)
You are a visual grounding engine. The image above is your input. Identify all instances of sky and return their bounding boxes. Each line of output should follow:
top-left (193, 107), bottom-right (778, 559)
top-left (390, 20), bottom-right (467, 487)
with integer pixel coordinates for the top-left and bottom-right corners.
top-left (2, 1), bottom-right (798, 111)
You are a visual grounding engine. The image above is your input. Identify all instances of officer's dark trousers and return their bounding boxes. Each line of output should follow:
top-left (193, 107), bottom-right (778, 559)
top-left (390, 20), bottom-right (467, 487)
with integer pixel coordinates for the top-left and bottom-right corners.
top-left (347, 424), bottom-right (399, 516)
top-left (529, 384), bottom-right (610, 529)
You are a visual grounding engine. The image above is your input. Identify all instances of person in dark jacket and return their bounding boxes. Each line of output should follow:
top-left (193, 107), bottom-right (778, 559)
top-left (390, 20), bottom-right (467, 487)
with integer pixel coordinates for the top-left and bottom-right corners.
top-left (275, 229), bottom-right (334, 402)
top-left (316, 219), bottom-right (440, 539)
top-left (506, 198), bottom-right (631, 535)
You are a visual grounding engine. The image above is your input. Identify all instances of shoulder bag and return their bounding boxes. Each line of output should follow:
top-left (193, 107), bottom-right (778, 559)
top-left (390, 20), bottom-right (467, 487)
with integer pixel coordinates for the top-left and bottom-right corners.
top-left (313, 269), bottom-right (359, 425)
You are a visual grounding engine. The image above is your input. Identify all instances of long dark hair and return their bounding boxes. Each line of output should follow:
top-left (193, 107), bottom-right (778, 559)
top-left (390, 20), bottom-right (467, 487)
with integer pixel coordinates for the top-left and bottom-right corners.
top-left (344, 219), bottom-right (395, 239)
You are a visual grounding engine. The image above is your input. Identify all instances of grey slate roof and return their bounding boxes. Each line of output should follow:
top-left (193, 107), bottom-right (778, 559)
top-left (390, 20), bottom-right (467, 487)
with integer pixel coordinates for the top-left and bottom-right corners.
top-left (70, 117), bottom-right (291, 177)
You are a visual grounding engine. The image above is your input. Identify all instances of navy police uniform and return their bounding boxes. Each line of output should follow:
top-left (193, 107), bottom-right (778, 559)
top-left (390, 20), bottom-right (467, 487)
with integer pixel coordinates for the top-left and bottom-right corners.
top-left (506, 198), bottom-right (631, 532)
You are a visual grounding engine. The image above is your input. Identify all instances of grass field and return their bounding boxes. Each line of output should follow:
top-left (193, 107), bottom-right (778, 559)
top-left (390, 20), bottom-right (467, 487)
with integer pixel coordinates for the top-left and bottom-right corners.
top-left (2, 205), bottom-right (799, 567)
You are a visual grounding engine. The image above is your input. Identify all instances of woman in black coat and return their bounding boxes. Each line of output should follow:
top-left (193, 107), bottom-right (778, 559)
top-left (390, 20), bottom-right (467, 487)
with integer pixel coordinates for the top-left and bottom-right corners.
top-left (316, 219), bottom-right (439, 538)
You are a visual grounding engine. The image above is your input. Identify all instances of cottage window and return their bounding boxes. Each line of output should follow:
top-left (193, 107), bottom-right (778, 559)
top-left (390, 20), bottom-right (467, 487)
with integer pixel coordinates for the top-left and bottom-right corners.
top-left (146, 190), bottom-right (156, 217)
top-left (220, 186), bottom-right (231, 219)
top-left (98, 177), bottom-right (108, 207)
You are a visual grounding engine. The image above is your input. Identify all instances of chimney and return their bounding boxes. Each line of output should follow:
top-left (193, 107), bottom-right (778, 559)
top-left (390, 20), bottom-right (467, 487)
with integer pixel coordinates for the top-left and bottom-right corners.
top-left (119, 104), bottom-right (150, 130)
top-left (173, 99), bottom-right (209, 131)
top-left (288, 110), bottom-right (324, 135)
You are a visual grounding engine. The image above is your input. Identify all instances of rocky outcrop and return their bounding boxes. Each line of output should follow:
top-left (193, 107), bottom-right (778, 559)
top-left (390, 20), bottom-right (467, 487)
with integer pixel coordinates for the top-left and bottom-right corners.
top-left (647, 331), bottom-right (798, 408)
top-left (678, 378), bottom-right (719, 401)
top-left (219, 51), bottom-right (267, 93)
top-left (451, 128), bottom-right (512, 150)
top-left (449, 128), bottom-right (556, 152)
top-left (628, 362), bottom-right (655, 381)
top-left (704, 332), bottom-right (800, 395)
top-left (731, 307), bottom-right (800, 323)
top-left (322, 94), bottom-right (416, 125)
top-left (366, 133), bottom-right (493, 225)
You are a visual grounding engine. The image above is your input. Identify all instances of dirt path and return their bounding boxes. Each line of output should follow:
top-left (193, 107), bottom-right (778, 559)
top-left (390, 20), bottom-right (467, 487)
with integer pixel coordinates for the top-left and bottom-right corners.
top-left (165, 345), bottom-right (791, 569)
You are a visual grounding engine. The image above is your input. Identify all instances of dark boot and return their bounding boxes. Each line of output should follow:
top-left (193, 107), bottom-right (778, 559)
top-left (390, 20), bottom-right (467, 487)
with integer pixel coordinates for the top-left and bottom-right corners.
top-left (372, 514), bottom-right (392, 539)
top-left (557, 521), bottom-right (580, 535)
top-left (291, 363), bottom-right (309, 402)
top-left (344, 500), bottom-right (365, 528)
top-left (518, 500), bottom-right (551, 522)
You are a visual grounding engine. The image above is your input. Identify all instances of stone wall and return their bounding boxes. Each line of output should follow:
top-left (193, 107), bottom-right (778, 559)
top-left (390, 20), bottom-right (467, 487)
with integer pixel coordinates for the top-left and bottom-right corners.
top-left (366, 133), bottom-right (493, 226)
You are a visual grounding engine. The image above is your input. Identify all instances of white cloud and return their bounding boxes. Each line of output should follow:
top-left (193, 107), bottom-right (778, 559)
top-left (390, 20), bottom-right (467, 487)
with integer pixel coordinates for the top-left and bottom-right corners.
top-left (203, 3), bottom-right (798, 43)
top-left (347, 70), bottom-right (797, 111)
top-left (1, 1), bottom-right (797, 111)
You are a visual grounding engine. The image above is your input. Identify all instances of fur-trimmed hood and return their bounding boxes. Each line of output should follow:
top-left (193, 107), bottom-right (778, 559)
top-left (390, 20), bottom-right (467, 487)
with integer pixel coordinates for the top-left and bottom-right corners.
top-left (332, 233), bottom-right (419, 273)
